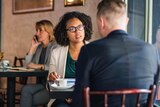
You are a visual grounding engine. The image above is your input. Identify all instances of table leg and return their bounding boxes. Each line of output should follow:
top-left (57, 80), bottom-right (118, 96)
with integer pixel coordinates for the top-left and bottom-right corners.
top-left (7, 77), bottom-right (15, 107)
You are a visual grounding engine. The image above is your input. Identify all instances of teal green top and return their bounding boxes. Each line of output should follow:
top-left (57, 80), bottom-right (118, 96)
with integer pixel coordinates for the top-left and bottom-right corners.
top-left (65, 51), bottom-right (76, 78)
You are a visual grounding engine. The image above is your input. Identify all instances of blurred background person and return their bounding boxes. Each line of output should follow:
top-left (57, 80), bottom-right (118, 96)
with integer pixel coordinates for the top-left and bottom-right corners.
top-left (154, 26), bottom-right (160, 106)
top-left (154, 26), bottom-right (160, 57)
top-left (25, 20), bottom-right (57, 70)
top-left (20, 20), bottom-right (57, 107)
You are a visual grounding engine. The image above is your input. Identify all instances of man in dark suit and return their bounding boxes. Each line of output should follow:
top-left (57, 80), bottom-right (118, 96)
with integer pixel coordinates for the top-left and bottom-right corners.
top-left (71, 0), bottom-right (159, 107)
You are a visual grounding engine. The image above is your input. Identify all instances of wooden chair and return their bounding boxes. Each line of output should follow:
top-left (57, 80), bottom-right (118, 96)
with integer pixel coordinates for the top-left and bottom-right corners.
top-left (13, 56), bottom-right (27, 84)
top-left (13, 56), bottom-right (27, 104)
top-left (83, 85), bottom-right (156, 107)
top-left (13, 56), bottom-right (47, 107)
top-left (13, 56), bottom-right (25, 67)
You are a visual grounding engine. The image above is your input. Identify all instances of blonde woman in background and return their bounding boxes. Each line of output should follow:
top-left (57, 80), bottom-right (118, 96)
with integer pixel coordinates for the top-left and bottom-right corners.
top-left (20, 20), bottom-right (57, 107)
top-left (25, 20), bottom-right (57, 70)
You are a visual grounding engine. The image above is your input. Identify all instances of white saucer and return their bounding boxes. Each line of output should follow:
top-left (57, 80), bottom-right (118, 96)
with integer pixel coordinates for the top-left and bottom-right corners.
top-left (51, 83), bottom-right (74, 89)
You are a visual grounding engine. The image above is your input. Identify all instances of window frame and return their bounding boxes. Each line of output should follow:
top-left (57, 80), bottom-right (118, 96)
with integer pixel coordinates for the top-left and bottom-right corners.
top-left (124, 0), bottom-right (152, 44)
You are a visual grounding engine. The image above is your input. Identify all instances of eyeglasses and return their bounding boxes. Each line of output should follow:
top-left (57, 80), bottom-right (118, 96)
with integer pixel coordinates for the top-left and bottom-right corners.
top-left (66, 24), bottom-right (85, 32)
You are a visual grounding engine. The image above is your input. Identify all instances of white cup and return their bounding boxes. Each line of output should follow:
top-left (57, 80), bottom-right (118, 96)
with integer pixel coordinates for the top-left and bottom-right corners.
top-left (2, 60), bottom-right (9, 68)
top-left (57, 79), bottom-right (67, 87)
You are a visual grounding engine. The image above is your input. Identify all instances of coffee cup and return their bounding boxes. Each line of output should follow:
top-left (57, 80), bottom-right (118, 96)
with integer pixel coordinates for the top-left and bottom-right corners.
top-left (57, 79), bottom-right (67, 87)
top-left (2, 60), bottom-right (9, 69)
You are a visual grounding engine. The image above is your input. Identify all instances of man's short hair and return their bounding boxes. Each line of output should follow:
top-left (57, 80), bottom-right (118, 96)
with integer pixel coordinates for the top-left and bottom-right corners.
top-left (97, 0), bottom-right (126, 20)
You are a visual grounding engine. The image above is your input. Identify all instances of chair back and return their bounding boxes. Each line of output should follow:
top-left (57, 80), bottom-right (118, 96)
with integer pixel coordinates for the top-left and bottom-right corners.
top-left (83, 85), bottom-right (156, 107)
top-left (13, 56), bottom-right (27, 84)
top-left (13, 56), bottom-right (25, 67)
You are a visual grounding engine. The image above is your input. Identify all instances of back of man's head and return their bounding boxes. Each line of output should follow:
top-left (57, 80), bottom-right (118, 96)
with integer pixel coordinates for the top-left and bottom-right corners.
top-left (97, 0), bottom-right (128, 29)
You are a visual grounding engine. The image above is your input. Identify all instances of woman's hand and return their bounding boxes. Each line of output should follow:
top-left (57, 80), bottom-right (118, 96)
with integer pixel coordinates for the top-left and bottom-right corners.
top-left (31, 36), bottom-right (40, 48)
top-left (27, 36), bottom-right (41, 55)
top-left (49, 72), bottom-right (61, 81)
top-left (65, 98), bottom-right (72, 104)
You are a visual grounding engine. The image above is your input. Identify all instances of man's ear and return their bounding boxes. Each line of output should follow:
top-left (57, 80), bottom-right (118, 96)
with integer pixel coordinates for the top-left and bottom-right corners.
top-left (100, 16), bottom-right (105, 29)
top-left (126, 17), bottom-right (129, 25)
top-left (98, 16), bottom-right (105, 30)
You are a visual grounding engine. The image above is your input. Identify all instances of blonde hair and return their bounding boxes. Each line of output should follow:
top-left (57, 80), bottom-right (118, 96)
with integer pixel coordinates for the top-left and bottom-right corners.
top-left (36, 20), bottom-right (54, 42)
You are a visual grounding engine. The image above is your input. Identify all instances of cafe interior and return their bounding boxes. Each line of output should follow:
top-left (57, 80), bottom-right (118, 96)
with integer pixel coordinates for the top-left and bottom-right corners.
top-left (0, 0), bottom-right (160, 107)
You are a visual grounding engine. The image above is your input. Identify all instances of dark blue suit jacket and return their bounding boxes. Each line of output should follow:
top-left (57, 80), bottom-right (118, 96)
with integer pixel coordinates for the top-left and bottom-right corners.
top-left (71, 30), bottom-right (159, 107)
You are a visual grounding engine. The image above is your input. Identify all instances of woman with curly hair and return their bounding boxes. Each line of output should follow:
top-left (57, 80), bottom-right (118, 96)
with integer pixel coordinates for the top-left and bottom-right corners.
top-left (48, 11), bottom-right (92, 107)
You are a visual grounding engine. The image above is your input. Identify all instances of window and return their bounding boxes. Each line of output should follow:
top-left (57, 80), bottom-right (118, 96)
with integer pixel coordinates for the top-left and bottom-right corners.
top-left (127, 0), bottom-right (145, 40)
top-left (152, 0), bottom-right (160, 43)
top-left (0, 0), bottom-right (1, 50)
top-left (125, 0), bottom-right (153, 43)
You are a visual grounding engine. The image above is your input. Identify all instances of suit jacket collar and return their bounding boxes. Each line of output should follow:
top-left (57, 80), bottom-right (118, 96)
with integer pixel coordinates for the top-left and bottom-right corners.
top-left (106, 30), bottom-right (128, 39)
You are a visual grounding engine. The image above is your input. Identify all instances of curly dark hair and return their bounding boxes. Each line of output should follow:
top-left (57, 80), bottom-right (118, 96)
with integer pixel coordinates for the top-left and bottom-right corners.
top-left (54, 11), bottom-right (93, 46)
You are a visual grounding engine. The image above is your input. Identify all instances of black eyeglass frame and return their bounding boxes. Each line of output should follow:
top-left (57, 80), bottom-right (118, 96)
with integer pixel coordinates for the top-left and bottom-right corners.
top-left (66, 24), bottom-right (85, 32)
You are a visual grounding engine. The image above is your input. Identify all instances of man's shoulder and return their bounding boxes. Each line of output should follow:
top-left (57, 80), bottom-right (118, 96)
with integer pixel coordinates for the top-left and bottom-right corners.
top-left (85, 37), bottom-right (107, 48)
top-left (81, 39), bottom-right (106, 55)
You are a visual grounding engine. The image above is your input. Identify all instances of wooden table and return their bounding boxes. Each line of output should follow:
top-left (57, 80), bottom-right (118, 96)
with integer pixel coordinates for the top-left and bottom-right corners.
top-left (0, 69), bottom-right (48, 107)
